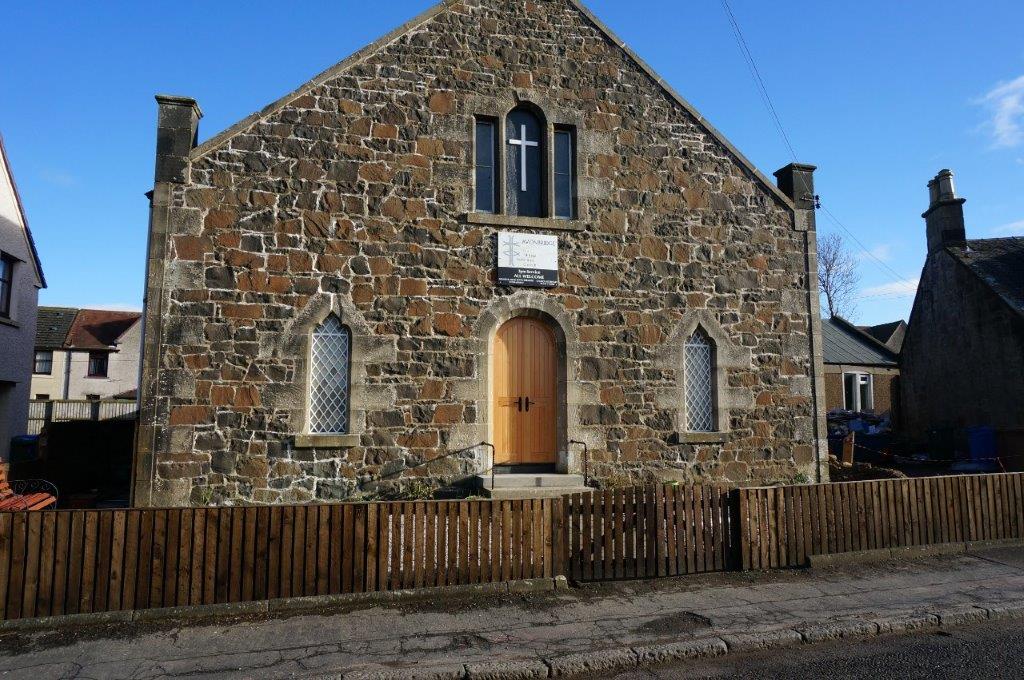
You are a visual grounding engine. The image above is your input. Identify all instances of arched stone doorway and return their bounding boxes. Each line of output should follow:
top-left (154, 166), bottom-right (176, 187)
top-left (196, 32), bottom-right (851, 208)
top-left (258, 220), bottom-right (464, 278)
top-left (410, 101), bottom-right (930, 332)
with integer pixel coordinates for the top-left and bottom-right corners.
top-left (492, 315), bottom-right (560, 469)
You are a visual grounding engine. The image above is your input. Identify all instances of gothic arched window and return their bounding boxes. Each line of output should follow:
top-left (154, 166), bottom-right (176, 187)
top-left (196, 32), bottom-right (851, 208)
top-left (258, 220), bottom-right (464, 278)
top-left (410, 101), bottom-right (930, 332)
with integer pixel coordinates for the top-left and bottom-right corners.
top-left (308, 315), bottom-right (351, 434)
top-left (684, 329), bottom-right (716, 433)
top-left (505, 106), bottom-right (545, 217)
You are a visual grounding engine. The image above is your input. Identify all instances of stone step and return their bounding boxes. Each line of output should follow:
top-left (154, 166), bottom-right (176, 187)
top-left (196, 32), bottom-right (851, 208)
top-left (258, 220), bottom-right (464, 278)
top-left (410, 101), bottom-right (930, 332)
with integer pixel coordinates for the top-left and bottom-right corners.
top-left (481, 486), bottom-right (593, 500)
top-left (475, 473), bottom-right (586, 489)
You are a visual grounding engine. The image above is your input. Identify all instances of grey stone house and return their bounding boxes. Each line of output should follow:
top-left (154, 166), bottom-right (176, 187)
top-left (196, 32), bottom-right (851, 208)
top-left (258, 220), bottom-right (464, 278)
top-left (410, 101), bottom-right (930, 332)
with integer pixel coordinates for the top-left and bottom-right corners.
top-left (134, 0), bottom-right (829, 507)
top-left (901, 170), bottom-right (1024, 460)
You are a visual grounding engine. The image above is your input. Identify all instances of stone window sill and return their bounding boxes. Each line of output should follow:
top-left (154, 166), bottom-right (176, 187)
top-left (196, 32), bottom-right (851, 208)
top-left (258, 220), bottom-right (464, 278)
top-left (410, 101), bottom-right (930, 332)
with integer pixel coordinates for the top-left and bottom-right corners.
top-left (677, 431), bottom-right (729, 444)
top-left (466, 212), bottom-right (584, 232)
top-left (0, 316), bottom-right (20, 329)
top-left (295, 433), bottom-right (359, 449)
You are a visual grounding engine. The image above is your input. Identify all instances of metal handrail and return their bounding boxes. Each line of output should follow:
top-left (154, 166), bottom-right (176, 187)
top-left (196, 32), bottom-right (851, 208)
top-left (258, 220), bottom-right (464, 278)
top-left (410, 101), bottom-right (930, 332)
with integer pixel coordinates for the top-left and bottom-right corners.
top-left (377, 440), bottom-right (496, 484)
top-left (479, 442), bottom-right (496, 490)
top-left (569, 440), bottom-right (589, 487)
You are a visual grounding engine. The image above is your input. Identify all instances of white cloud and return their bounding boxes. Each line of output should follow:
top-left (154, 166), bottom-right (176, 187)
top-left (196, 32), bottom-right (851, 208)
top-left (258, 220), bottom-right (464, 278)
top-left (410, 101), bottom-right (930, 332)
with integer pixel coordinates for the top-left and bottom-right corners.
top-left (860, 278), bottom-right (919, 299)
top-left (990, 219), bottom-right (1024, 236)
top-left (857, 244), bottom-right (892, 262)
top-left (38, 169), bottom-right (79, 187)
top-left (977, 75), bottom-right (1024, 148)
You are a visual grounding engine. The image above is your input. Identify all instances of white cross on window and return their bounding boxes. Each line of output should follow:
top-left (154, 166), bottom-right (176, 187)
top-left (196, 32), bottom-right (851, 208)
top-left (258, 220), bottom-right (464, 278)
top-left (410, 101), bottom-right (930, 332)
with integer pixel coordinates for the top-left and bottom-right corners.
top-left (507, 124), bottom-right (539, 192)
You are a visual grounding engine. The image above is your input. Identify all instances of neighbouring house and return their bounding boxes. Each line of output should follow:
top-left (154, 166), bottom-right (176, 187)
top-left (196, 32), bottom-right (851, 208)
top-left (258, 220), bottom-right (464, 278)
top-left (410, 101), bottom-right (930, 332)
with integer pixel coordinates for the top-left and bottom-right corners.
top-left (0, 135), bottom-right (46, 463)
top-left (858, 320), bottom-right (906, 354)
top-left (134, 0), bottom-right (830, 507)
top-left (31, 307), bottom-right (143, 401)
top-left (822, 316), bottom-right (901, 421)
top-left (901, 170), bottom-right (1024, 461)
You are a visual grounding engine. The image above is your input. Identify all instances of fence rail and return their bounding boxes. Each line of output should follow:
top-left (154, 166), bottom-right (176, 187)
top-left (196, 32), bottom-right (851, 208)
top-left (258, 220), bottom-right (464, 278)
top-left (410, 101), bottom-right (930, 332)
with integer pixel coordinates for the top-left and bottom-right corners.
top-left (740, 473), bottom-right (1024, 570)
top-left (1, 473), bottom-right (1023, 621)
top-left (26, 399), bottom-right (138, 435)
top-left (0, 498), bottom-right (560, 621)
top-left (566, 485), bottom-right (737, 581)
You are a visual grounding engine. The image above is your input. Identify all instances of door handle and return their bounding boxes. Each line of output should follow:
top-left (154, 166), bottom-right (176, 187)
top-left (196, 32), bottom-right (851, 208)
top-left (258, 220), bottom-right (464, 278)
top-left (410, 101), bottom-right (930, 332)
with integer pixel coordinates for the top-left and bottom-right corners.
top-left (515, 397), bottom-right (523, 412)
top-left (524, 397), bottom-right (534, 412)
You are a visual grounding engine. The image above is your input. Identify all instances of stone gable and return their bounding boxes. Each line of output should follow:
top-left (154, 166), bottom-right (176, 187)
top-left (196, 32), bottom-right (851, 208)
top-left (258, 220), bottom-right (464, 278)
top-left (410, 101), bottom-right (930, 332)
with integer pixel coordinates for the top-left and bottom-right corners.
top-left (135, 0), bottom-right (826, 506)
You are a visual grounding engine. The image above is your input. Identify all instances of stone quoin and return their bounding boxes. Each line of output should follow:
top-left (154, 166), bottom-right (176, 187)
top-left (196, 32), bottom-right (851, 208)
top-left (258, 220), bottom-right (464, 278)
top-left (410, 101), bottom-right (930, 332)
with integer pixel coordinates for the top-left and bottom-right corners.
top-left (134, 0), bottom-right (828, 506)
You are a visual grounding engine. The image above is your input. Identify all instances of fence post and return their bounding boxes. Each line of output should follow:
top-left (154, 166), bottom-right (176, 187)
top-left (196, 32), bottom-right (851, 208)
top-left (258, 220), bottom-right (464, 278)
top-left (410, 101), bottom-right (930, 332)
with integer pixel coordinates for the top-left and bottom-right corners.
top-left (737, 488), bottom-right (750, 571)
top-left (550, 497), bottom-right (566, 578)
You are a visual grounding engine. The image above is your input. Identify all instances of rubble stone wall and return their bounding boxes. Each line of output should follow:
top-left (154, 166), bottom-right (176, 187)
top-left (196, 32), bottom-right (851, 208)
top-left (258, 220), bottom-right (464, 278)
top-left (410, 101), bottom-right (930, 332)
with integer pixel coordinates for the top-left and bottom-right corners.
top-left (136, 0), bottom-right (822, 506)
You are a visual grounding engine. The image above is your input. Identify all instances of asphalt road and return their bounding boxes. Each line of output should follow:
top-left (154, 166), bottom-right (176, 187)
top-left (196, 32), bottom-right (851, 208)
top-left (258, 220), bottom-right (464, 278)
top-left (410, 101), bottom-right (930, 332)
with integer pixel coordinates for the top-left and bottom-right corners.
top-left (607, 619), bottom-right (1024, 679)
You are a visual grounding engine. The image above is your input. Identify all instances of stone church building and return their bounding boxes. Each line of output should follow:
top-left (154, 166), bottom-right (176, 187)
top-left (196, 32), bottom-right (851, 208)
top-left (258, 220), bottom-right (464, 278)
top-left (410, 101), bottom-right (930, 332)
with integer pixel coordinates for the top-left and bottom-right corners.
top-left (134, 0), bottom-right (828, 506)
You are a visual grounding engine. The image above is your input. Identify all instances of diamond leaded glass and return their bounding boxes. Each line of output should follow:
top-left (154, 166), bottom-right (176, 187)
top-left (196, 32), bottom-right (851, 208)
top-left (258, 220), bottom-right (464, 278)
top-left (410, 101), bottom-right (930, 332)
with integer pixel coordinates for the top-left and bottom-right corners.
top-left (684, 330), bottom-right (715, 433)
top-left (309, 315), bottom-right (351, 434)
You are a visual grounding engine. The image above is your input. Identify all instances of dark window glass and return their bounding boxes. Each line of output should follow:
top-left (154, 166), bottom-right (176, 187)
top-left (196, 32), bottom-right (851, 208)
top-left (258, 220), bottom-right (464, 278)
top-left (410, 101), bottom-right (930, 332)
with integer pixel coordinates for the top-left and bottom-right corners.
top-left (88, 351), bottom-right (108, 378)
top-left (505, 107), bottom-right (544, 217)
top-left (475, 119), bottom-right (497, 213)
top-left (86, 394), bottom-right (100, 401)
top-left (34, 350), bottom-right (53, 375)
top-left (35, 394), bottom-right (50, 401)
top-left (0, 254), bottom-right (13, 318)
top-left (554, 129), bottom-right (574, 219)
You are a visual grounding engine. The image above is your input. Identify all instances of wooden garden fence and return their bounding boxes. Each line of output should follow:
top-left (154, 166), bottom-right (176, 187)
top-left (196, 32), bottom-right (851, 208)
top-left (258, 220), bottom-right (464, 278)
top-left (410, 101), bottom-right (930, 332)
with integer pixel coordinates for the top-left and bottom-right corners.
top-left (1, 473), bottom-right (1023, 621)
top-left (739, 472), bottom-right (1024, 570)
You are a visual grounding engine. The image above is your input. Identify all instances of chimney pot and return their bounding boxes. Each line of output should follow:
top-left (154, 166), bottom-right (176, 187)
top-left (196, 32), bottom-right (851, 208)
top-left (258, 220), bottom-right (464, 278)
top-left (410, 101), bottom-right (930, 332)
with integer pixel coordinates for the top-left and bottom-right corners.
top-left (922, 168), bottom-right (966, 254)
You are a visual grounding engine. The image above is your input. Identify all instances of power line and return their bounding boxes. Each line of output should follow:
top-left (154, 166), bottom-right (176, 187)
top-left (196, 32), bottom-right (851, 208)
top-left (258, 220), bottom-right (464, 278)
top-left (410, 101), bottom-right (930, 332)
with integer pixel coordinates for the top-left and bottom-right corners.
top-left (718, 0), bottom-right (916, 295)
top-left (719, 0), bottom-right (797, 162)
top-left (819, 206), bottom-right (912, 285)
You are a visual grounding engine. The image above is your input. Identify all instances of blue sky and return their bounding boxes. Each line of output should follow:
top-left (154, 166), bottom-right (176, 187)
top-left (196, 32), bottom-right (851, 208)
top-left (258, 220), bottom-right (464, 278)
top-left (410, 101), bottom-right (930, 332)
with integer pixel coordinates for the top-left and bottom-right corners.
top-left (3, 0), bottom-right (1022, 324)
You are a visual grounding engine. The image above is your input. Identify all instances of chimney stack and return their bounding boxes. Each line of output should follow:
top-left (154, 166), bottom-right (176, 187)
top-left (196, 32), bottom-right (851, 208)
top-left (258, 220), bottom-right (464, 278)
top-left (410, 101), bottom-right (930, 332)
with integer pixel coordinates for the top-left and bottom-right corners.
top-left (154, 94), bottom-right (202, 184)
top-left (922, 169), bottom-right (966, 253)
top-left (773, 163), bottom-right (817, 231)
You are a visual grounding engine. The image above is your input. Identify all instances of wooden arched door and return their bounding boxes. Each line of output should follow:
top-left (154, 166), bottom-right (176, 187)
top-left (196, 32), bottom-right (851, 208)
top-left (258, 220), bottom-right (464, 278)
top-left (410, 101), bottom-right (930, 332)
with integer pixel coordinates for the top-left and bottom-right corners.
top-left (493, 316), bottom-right (558, 466)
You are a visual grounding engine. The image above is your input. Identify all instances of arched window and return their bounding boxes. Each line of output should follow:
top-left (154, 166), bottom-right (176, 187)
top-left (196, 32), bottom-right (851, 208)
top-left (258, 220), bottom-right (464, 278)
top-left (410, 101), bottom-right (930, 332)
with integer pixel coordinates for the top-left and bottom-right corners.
top-left (684, 329), bottom-right (716, 433)
top-left (505, 106), bottom-right (545, 217)
top-left (308, 315), bottom-right (351, 434)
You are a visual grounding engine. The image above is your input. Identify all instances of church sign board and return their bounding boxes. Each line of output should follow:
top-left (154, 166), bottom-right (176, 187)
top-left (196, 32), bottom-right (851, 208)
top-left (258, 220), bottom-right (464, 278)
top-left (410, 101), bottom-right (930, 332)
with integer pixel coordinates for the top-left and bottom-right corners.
top-left (496, 231), bottom-right (558, 288)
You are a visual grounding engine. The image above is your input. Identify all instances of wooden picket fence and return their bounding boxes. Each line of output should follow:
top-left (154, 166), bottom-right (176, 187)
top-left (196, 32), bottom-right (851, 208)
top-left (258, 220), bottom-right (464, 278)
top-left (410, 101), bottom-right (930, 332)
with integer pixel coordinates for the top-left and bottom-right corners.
top-left (739, 473), bottom-right (1024, 570)
top-left (0, 499), bottom-right (560, 621)
top-left (566, 485), bottom-right (737, 581)
top-left (1, 473), bottom-right (1023, 621)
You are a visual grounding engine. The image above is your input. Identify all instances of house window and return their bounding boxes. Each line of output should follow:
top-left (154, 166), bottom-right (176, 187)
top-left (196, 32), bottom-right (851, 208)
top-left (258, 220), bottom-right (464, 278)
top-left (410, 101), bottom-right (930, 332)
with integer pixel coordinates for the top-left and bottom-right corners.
top-left (843, 372), bottom-right (874, 412)
top-left (505, 106), bottom-right (544, 217)
top-left (34, 350), bottom-right (53, 375)
top-left (35, 394), bottom-right (50, 400)
top-left (0, 253), bottom-right (13, 318)
top-left (87, 351), bottom-right (108, 378)
top-left (85, 394), bottom-right (100, 401)
top-left (684, 329), bottom-right (716, 432)
top-left (308, 314), bottom-right (351, 434)
top-left (554, 127), bottom-right (575, 219)
top-left (474, 118), bottom-right (498, 213)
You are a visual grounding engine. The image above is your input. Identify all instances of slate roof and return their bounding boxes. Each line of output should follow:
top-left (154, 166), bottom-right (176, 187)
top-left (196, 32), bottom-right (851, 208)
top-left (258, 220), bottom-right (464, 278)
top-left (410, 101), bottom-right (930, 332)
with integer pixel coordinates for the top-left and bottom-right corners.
top-left (65, 309), bottom-right (141, 350)
top-left (822, 316), bottom-right (899, 367)
top-left (858, 320), bottom-right (906, 353)
top-left (34, 307), bottom-right (78, 350)
top-left (948, 238), bottom-right (1024, 318)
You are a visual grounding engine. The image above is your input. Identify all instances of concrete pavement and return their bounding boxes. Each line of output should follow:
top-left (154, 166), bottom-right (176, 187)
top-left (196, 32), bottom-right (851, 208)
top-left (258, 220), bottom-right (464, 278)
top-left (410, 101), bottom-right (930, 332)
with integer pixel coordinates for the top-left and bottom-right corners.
top-left (2, 546), bottom-right (1024, 678)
